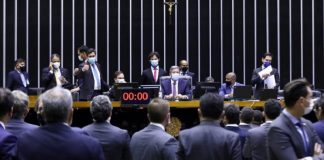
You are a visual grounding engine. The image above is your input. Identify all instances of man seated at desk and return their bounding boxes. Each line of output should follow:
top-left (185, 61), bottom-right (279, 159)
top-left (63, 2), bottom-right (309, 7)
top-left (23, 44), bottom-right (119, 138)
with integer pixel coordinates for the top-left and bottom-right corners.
top-left (219, 72), bottom-right (243, 99)
top-left (161, 66), bottom-right (192, 100)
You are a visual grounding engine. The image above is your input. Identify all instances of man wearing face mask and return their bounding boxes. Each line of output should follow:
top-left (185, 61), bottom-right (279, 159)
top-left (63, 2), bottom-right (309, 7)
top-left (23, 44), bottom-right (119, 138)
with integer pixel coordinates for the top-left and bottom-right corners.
top-left (140, 52), bottom-right (167, 85)
top-left (251, 52), bottom-right (280, 99)
top-left (41, 53), bottom-right (72, 91)
top-left (268, 78), bottom-right (324, 160)
top-left (179, 60), bottom-right (197, 86)
top-left (77, 48), bottom-right (109, 100)
top-left (107, 71), bottom-right (127, 100)
top-left (218, 72), bottom-right (243, 99)
top-left (160, 66), bottom-right (192, 100)
top-left (6, 58), bottom-right (30, 93)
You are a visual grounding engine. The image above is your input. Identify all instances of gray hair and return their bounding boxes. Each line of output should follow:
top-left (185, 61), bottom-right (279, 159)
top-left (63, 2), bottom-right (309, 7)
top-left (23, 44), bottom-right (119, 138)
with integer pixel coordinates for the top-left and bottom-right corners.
top-left (90, 95), bottom-right (112, 122)
top-left (41, 87), bottom-right (73, 123)
top-left (169, 65), bottom-right (180, 73)
top-left (11, 90), bottom-right (29, 119)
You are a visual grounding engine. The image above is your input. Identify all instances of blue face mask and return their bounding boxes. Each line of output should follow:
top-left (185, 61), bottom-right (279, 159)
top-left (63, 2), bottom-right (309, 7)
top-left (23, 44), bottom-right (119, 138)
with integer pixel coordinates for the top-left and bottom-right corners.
top-left (263, 61), bottom-right (271, 68)
top-left (171, 74), bottom-right (181, 81)
top-left (88, 57), bottom-right (96, 64)
top-left (150, 60), bottom-right (159, 67)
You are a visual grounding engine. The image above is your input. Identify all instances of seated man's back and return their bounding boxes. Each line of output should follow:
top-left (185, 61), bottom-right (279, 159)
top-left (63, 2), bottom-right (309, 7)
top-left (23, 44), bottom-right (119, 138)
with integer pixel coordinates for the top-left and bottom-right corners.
top-left (6, 119), bottom-right (38, 137)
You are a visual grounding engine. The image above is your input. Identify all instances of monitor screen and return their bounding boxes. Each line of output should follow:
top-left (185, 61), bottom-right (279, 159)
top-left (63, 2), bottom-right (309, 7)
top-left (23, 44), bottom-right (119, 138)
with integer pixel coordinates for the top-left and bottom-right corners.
top-left (193, 82), bottom-right (221, 99)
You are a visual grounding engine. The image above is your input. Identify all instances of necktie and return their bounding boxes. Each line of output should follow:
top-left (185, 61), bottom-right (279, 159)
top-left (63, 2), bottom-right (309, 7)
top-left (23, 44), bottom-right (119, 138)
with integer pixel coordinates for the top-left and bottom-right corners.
top-left (172, 81), bottom-right (177, 98)
top-left (296, 122), bottom-right (310, 156)
top-left (19, 73), bottom-right (27, 87)
top-left (54, 70), bottom-right (62, 86)
top-left (153, 68), bottom-right (157, 82)
top-left (91, 64), bottom-right (101, 89)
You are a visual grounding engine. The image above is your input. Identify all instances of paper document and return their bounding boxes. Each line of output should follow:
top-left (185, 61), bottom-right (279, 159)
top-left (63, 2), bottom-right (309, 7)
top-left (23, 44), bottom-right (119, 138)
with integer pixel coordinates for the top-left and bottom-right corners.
top-left (264, 75), bottom-right (276, 89)
top-left (258, 66), bottom-right (273, 79)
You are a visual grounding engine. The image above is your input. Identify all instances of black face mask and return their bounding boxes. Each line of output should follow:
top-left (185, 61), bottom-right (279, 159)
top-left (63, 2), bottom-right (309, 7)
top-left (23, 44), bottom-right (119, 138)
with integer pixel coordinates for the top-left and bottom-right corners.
top-left (20, 66), bottom-right (26, 72)
top-left (225, 81), bottom-right (232, 86)
top-left (181, 67), bottom-right (188, 72)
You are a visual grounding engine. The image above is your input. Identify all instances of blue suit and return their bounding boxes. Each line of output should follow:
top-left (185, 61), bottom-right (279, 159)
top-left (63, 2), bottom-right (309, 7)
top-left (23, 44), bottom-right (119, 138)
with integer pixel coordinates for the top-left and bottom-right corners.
top-left (180, 71), bottom-right (197, 86)
top-left (243, 122), bottom-right (271, 160)
top-left (6, 70), bottom-right (29, 93)
top-left (177, 120), bottom-right (242, 160)
top-left (160, 78), bottom-right (192, 100)
top-left (83, 122), bottom-right (131, 160)
top-left (5, 119), bottom-right (38, 138)
top-left (17, 123), bottom-right (105, 160)
top-left (130, 124), bottom-right (178, 160)
top-left (0, 125), bottom-right (17, 160)
top-left (313, 120), bottom-right (324, 143)
top-left (218, 82), bottom-right (244, 98)
top-left (225, 125), bottom-right (248, 149)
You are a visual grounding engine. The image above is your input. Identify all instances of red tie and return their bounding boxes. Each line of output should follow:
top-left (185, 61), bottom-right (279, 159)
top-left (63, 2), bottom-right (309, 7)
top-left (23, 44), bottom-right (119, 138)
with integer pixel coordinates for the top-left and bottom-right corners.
top-left (153, 68), bottom-right (157, 82)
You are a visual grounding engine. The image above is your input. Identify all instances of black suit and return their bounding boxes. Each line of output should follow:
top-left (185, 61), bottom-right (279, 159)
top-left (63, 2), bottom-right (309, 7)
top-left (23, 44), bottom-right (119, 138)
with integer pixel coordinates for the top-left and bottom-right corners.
top-left (6, 70), bottom-right (29, 93)
top-left (180, 71), bottom-right (197, 86)
top-left (41, 67), bottom-right (72, 91)
top-left (140, 67), bottom-right (167, 85)
top-left (251, 66), bottom-right (280, 99)
top-left (78, 62), bottom-right (109, 100)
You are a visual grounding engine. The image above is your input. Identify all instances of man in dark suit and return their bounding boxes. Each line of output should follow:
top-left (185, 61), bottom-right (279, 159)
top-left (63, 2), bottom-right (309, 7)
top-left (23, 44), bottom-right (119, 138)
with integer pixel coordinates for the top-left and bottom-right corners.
top-left (140, 52), bottom-right (167, 85)
top-left (160, 66), bottom-right (192, 100)
top-left (83, 95), bottom-right (130, 160)
top-left (6, 58), bottom-right (30, 93)
top-left (268, 78), bottom-right (324, 160)
top-left (17, 87), bottom-right (105, 160)
top-left (177, 93), bottom-right (242, 160)
top-left (179, 59), bottom-right (197, 86)
top-left (130, 98), bottom-right (178, 160)
top-left (41, 53), bottom-right (72, 91)
top-left (76, 48), bottom-right (108, 100)
top-left (239, 107), bottom-right (254, 130)
top-left (6, 90), bottom-right (38, 137)
top-left (219, 72), bottom-right (244, 99)
top-left (243, 99), bottom-right (281, 160)
top-left (224, 104), bottom-right (248, 149)
top-left (251, 52), bottom-right (280, 99)
top-left (313, 97), bottom-right (324, 142)
top-left (0, 89), bottom-right (17, 160)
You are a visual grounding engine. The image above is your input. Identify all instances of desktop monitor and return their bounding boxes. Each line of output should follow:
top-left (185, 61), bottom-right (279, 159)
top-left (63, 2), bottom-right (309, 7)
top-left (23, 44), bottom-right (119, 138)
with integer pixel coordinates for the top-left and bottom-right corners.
top-left (193, 82), bottom-right (221, 99)
top-left (233, 85), bottom-right (253, 100)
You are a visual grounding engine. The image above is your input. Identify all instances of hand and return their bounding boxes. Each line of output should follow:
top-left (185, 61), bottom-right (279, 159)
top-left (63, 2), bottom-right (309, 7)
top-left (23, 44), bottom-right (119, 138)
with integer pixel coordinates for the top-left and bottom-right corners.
top-left (49, 62), bottom-right (53, 71)
top-left (73, 68), bottom-right (80, 76)
top-left (82, 64), bottom-right (89, 72)
top-left (314, 143), bottom-right (323, 157)
top-left (70, 87), bottom-right (80, 93)
top-left (225, 93), bottom-right (233, 98)
top-left (164, 94), bottom-right (173, 100)
top-left (60, 76), bottom-right (68, 84)
top-left (262, 73), bottom-right (270, 78)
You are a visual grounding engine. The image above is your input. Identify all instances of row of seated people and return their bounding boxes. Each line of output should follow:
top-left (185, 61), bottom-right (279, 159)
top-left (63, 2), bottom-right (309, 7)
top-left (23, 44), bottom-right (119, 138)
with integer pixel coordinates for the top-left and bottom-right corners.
top-left (6, 46), bottom-right (281, 101)
top-left (1, 78), bottom-right (324, 159)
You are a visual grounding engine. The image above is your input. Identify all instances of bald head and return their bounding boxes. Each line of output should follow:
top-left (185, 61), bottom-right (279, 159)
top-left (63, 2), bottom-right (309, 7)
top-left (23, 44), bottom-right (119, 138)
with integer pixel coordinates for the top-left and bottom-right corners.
top-left (225, 72), bottom-right (237, 85)
top-left (179, 60), bottom-right (189, 72)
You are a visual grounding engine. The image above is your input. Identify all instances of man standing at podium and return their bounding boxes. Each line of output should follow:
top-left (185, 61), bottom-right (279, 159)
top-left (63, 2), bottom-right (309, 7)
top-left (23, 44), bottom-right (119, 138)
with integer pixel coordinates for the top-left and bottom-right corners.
top-left (251, 52), bottom-right (280, 99)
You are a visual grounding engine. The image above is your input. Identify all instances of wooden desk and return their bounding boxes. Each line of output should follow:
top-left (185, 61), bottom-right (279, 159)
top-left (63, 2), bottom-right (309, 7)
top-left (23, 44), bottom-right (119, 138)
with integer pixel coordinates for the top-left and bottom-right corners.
top-left (28, 96), bottom-right (284, 109)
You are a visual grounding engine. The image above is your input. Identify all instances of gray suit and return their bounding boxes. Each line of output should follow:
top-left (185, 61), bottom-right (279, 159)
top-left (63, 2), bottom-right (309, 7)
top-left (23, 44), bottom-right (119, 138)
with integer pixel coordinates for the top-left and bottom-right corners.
top-left (83, 122), bottom-right (130, 160)
top-left (268, 112), bottom-right (324, 160)
top-left (130, 124), bottom-right (178, 160)
top-left (5, 119), bottom-right (38, 137)
top-left (177, 120), bottom-right (242, 160)
top-left (243, 122), bottom-right (271, 160)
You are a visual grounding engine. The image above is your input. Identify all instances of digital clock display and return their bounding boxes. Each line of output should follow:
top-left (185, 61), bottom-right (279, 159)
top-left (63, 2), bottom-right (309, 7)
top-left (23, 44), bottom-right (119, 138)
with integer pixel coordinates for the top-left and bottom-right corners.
top-left (120, 89), bottom-right (151, 104)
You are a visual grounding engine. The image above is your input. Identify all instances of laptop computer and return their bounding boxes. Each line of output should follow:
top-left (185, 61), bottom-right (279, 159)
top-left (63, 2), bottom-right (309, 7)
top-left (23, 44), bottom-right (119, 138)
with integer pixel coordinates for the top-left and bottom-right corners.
top-left (259, 89), bottom-right (278, 101)
top-left (193, 82), bottom-right (221, 99)
top-left (233, 85), bottom-right (253, 100)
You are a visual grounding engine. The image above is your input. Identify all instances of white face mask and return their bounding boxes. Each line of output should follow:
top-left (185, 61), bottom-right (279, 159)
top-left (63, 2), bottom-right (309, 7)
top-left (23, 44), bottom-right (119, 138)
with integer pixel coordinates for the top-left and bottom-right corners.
top-left (53, 62), bottom-right (60, 69)
top-left (304, 98), bottom-right (316, 115)
top-left (116, 79), bottom-right (126, 83)
top-left (150, 60), bottom-right (159, 67)
top-left (78, 55), bottom-right (83, 61)
top-left (171, 73), bottom-right (180, 81)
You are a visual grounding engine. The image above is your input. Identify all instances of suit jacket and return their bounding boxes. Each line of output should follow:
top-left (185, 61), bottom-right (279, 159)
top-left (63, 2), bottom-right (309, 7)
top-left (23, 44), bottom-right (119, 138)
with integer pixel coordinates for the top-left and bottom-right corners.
top-left (243, 122), bottom-right (271, 160)
top-left (251, 66), bottom-right (280, 99)
top-left (140, 67), bottom-right (167, 85)
top-left (6, 70), bottom-right (29, 93)
top-left (78, 62), bottom-right (109, 100)
top-left (218, 82), bottom-right (244, 98)
top-left (160, 78), bottom-right (192, 100)
top-left (41, 67), bottom-right (72, 91)
top-left (5, 119), bottom-right (38, 138)
top-left (268, 113), bottom-right (324, 160)
top-left (239, 124), bottom-right (253, 130)
top-left (313, 120), bottom-right (324, 144)
top-left (83, 122), bottom-right (130, 160)
top-left (0, 125), bottom-right (17, 160)
top-left (130, 124), bottom-right (178, 160)
top-left (225, 125), bottom-right (248, 149)
top-left (181, 71), bottom-right (197, 86)
top-left (177, 120), bottom-right (242, 160)
top-left (17, 123), bottom-right (105, 160)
